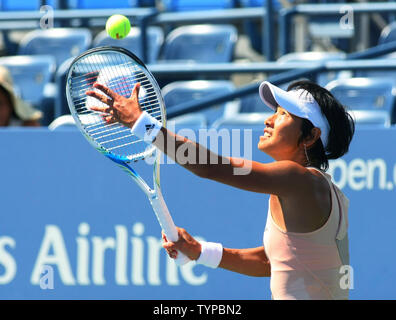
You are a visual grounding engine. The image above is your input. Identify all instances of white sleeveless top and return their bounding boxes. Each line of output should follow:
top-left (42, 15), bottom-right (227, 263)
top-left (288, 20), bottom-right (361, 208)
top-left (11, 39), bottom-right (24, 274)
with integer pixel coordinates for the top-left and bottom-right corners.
top-left (263, 168), bottom-right (350, 300)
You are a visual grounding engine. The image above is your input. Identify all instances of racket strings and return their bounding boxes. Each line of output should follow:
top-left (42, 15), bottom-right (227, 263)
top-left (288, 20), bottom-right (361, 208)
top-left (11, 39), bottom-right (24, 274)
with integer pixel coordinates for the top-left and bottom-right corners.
top-left (107, 139), bottom-right (141, 151)
top-left (74, 80), bottom-right (161, 143)
top-left (72, 72), bottom-right (151, 101)
top-left (86, 122), bottom-right (124, 136)
top-left (98, 132), bottom-right (135, 145)
top-left (70, 58), bottom-right (157, 107)
top-left (91, 126), bottom-right (131, 138)
top-left (74, 97), bottom-right (162, 118)
top-left (68, 50), bottom-right (164, 160)
top-left (72, 74), bottom-right (158, 106)
top-left (70, 59), bottom-right (140, 83)
top-left (72, 73), bottom-right (162, 120)
top-left (79, 108), bottom-right (162, 146)
top-left (76, 68), bottom-right (147, 90)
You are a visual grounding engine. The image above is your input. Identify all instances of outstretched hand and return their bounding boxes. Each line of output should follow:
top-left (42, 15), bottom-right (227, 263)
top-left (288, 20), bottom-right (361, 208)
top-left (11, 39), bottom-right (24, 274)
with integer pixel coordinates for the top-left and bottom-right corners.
top-left (86, 82), bottom-right (143, 128)
top-left (162, 227), bottom-right (202, 261)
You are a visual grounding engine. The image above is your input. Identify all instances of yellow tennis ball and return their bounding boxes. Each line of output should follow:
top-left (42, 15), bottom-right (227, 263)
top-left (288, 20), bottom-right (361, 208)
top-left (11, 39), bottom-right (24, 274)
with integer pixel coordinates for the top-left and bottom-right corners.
top-left (106, 14), bottom-right (131, 40)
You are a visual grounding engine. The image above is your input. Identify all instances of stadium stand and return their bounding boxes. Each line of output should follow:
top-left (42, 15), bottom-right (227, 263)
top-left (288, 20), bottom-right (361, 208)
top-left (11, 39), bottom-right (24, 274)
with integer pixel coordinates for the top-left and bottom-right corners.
top-left (48, 114), bottom-right (76, 130)
top-left (93, 26), bottom-right (164, 64)
top-left (162, 80), bottom-right (237, 127)
top-left (0, 1), bottom-right (395, 128)
top-left (326, 77), bottom-right (396, 127)
top-left (211, 112), bottom-right (272, 130)
top-left (378, 21), bottom-right (396, 45)
top-left (0, 0), bottom-right (60, 10)
top-left (0, 55), bottom-right (55, 105)
top-left (352, 20), bottom-right (396, 78)
top-left (276, 51), bottom-right (348, 87)
top-left (155, 24), bottom-right (238, 87)
top-left (239, 0), bottom-right (282, 8)
top-left (67, 0), bottom-right (137, 9)
top-left (237, 92), bottom-right (270, 114)
top-left (54, 57), bottom-right (75, 118)
top-left (161, 0), bottom-right (236, 11)
top-left (18, 28), bottom-right (92, 69)
top-left (138, 0), bottom-right (156, 7)
top-left (160, 24), bottom-right (238, 63)
top-left (0, 54), bottom-right (56, 125)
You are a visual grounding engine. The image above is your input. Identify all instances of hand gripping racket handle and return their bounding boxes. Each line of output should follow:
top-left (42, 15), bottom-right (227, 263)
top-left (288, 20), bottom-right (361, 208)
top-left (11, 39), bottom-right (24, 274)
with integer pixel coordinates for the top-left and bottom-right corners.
top-left (150, 195), bottom-right (190, 266)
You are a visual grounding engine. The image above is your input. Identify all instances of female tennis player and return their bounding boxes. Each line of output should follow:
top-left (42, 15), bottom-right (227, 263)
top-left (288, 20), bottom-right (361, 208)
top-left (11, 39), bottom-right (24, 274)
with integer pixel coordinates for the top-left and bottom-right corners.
top-left (87, 79), bottom-right (355, 300)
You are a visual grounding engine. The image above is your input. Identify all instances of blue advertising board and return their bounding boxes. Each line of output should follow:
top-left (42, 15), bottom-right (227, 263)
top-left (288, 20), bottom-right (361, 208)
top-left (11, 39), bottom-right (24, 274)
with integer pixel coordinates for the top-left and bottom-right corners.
top-left (0, 126), bottom-right (395, 299)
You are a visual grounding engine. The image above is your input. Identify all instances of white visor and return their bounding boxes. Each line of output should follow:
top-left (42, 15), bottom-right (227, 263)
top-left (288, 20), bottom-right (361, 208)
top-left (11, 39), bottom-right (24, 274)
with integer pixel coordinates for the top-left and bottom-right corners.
top-left (259, 81), bottom-right (330, 149)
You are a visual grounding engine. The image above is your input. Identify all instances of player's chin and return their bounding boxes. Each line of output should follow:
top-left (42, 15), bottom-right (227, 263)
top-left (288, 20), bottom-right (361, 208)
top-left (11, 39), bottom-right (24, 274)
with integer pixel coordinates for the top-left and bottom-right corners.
top-left (257, 135), bottom-right (271, 151)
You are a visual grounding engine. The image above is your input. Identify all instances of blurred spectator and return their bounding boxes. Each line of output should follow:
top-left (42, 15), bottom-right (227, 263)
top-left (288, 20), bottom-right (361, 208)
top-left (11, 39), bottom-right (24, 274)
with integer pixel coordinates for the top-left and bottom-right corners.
top-left (0, 66), bottom-right (42, 126)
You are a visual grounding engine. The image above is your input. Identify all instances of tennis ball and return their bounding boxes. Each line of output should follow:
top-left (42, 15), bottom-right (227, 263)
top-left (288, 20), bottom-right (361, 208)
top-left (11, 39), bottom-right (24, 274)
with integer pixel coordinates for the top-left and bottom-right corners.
top-left (106, 14), bottom-right (131, 40)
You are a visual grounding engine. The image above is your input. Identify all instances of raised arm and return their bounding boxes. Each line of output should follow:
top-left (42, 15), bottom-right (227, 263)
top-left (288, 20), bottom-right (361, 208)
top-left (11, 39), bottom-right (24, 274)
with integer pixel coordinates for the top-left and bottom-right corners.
top-left (86, 82), bottom-right (312, 197)
top-left (86, 82), bottom-right (239, 178)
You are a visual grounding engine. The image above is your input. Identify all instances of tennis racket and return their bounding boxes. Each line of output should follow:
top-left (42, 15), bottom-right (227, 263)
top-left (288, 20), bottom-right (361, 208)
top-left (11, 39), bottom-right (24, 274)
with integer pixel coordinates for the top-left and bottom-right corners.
top-left (65, 46), bottom-right (189, 265)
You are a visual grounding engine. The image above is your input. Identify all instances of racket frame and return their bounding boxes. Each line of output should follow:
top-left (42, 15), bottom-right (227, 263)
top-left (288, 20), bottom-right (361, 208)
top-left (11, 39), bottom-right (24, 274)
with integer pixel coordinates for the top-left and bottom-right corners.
top-left (66, 46), bottom-right (189, 265)
top-left (66, 46), bottom-right (166, 163)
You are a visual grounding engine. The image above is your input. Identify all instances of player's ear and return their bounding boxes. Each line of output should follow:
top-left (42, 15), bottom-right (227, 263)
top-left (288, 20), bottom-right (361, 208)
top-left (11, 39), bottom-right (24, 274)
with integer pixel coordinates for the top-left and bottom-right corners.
top-left (304, 127), bottom-right (321, 149)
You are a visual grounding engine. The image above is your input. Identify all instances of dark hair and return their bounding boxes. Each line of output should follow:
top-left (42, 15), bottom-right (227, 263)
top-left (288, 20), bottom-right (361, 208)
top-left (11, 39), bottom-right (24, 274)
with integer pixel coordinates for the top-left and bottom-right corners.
top-left (0, 85), bottom-right (15, 117)
top-left (287, 80), bottom-right (355, 171)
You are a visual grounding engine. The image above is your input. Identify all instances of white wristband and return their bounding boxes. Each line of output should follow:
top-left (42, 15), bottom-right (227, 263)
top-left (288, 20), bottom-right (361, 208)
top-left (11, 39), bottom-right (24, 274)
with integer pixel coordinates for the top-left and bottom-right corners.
top-left (196, 241), bottom-right (223, 269)
top-left (131, 111), bottom-right (162, 143)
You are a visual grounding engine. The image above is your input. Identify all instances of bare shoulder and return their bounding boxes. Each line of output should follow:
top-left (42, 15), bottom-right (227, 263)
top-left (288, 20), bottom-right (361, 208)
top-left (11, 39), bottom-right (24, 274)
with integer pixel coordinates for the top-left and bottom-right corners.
top-left (272, 166), bottom-right (332, 233)
top-left (283, 162), bottom-right (329, 189)
top-left (268, 160), bottom-right (322, 196)
top-left (306, 167), bottom-right (332, 194)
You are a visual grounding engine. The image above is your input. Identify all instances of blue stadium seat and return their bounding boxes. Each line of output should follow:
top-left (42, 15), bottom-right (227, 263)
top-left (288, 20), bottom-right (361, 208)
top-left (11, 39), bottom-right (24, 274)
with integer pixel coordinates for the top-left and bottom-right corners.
top-left (161, 25), bottom-right (237, 63)
top-left (353, 58), bottom-right (396, 79)
top-left (0, 55), bottom-right (57, 125)
top-left (212, 89), bottom-right (272, 130)
top-left (54, 57), bottom-right (73, 118)
top-left (277, 51), bottom-right (348, 87)
top-left (48, 115), bottom-right (77, 130)
top-left (93, 26), bottom-right (164, 64)
top-left (378, 21), bottom-right (396, 45)
top-left (239, 0), bottom-right (282, 9)
top-left (238, 92), bottom-right (269, 114)
top-left (0, 0), bottom-right (39, 10)
top-left (0, 0), bottom-right (59, 10)
top-left (18, 28), bottom-right (92, 69)
top-left (161, 0), bottom-right (235, 11)
top-left (67, 0), bottom-right (136, 8)
top-left (138, 0), bottom-right (155, 6)
top-left (308, 16), bottom-right (354, 40)
top-left (0, 55), bottom-right (56, 105)
top-left (354, 22), bottom-right (396, 78)
top-left (162, 80), bottom-right (236, 126)
top-left (239, 0), bottom-right (283, 54)
top-left (325, 77), bottom-right (396, 127)
top-left (277, 51), bottom-right (346, 63)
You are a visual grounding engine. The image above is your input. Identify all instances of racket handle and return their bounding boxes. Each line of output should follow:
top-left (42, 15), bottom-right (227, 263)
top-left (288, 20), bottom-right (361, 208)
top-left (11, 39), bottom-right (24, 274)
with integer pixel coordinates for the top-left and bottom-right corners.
top-left (150, 195), bottom-right (190, 266)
